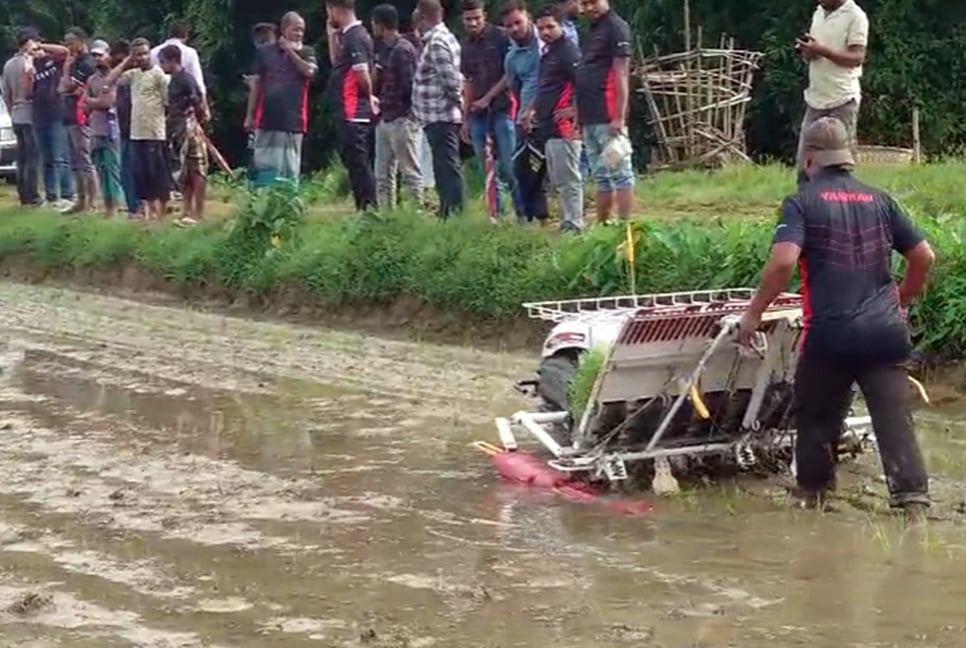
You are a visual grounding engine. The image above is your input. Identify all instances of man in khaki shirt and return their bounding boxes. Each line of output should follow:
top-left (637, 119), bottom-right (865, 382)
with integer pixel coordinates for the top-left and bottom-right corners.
top-left (794, 0), bottom-right (868, 186)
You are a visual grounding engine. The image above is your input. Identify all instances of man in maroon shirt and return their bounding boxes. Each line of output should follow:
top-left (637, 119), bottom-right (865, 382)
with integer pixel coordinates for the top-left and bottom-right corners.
top-left (244, 12), bottom-right (317, 189)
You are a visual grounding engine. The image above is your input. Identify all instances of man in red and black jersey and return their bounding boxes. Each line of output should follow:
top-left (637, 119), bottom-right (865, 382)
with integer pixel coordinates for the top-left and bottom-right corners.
top-left (739, 118), bottom-right (935, 524)
top-left (530, 5), bottom-right (583, 232)
top-left (244, 12), bottom-right (317, 189)
top-left (572, 0), bottom-right (634, 223)
top-left (325, 0), bottom-right (377, 212)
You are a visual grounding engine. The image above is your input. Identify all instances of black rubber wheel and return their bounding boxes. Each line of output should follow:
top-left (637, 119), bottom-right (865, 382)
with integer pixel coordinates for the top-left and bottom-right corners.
top-left (536, 351), bottom-right (580, 412)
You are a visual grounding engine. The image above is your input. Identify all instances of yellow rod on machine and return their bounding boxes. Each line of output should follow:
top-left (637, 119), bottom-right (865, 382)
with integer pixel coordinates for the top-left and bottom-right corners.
top-left (473, 441), bottom-right (506, 456)
top-left (689, 384), bottom-right (711, 419)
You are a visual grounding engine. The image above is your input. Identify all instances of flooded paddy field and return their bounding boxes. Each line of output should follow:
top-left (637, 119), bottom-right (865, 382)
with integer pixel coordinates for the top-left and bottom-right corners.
top-left (0, 282), bottom-right (964, 647)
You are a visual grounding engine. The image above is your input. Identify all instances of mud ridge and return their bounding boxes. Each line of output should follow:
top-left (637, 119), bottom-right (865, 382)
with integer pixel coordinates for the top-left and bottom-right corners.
top-left (0, 255), bottom-right (547, 354)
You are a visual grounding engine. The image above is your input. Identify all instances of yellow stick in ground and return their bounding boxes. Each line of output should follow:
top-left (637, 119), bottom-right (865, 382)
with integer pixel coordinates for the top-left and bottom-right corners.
top-left (625, 221), bottom-right (636, 294)
top-left (908, 376), bottom-right (930, 404)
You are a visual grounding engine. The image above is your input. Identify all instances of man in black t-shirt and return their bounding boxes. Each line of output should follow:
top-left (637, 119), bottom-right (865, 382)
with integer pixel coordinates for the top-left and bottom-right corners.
top-left (159, 45), bottom-right (209, 222)
top-left (371, 4), bottom-right (423, 209)
top-left (59, 27), bottom-right (99, 213)
top-left (532, 5), bottom-right (582, 232)
top-left (460, 0), bottom-right (516, 219)
top-left (573, 0), bottom-right (633, 224)
top-left (244, 12), bottom-right (317, 189)
top-left (245, 23), bottom-right (278, 183)
top-left (738, 118), bottom-right (936, 524)
top-left (29, 38), bottom-right (74, 209)
top-left (325, 0), bottom-right (377, 212)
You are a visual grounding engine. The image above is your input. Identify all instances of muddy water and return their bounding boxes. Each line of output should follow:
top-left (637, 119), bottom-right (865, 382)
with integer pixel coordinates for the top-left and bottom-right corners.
top-left (0, 283), bottom-right (965, 647)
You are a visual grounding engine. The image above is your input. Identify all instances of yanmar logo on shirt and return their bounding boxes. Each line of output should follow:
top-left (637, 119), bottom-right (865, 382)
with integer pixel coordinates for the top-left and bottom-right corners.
top-left (820, 191), bottom-right (874, 203)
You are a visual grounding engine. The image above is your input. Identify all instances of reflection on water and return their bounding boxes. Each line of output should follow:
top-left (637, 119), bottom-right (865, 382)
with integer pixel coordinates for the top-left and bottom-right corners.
top-left (0, 347), bottom-right (965, 647)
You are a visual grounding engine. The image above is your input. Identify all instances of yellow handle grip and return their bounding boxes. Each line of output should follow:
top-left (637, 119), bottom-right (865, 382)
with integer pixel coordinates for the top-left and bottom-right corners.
top-left (690, 384), bottom-right (711, 419)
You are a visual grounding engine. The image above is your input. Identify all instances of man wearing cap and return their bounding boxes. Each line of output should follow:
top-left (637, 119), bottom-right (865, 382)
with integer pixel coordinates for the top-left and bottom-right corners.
top-left (84, 40), bottom-right (124, 217)
top-left (794, 0), bottom-right (868, 187)
top-left (738, 117), bottom-right (936, 524)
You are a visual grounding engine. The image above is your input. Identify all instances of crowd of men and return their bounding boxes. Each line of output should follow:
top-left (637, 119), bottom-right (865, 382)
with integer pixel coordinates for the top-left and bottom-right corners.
top-left (2, 23), bottom-right (210, 223)
top-left (243, 0), bottom-right (635, 230)
top-left (2, 0), bottom-right (869, 232)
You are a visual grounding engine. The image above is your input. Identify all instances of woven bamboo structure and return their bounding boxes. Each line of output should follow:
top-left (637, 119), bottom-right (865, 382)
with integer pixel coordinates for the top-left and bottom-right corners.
top-left (635, 34), bottom-right (763, 170)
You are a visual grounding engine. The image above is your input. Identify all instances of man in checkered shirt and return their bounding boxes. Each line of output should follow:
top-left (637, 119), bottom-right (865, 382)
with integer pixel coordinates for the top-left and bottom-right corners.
top-left (413, 0), bottom-right (464, 218)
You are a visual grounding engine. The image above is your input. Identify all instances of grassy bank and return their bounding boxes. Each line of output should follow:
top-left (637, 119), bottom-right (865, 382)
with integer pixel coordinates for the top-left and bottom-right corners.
top-left (2, 161), bottom-right (966, 358)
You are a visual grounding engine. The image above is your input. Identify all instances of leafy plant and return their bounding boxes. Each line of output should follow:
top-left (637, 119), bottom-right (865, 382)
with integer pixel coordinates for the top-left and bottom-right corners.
top-left (569, 348), bottom-right (607, 422)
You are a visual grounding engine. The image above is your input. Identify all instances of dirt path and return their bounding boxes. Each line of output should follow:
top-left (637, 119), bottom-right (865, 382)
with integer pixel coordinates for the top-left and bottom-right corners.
top-left (0, 281), bottom-right (965, 647)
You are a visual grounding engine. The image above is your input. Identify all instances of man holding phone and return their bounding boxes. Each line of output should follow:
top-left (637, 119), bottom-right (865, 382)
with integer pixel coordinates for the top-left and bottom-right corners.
top-left (794, 0), bottom-right (868, 188)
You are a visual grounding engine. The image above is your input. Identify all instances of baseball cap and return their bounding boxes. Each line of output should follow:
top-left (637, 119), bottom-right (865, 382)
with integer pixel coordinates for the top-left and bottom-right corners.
top-left (803, 117), bottom-right (855, 168)
top-left (90, 39), bottom-right (110, 55)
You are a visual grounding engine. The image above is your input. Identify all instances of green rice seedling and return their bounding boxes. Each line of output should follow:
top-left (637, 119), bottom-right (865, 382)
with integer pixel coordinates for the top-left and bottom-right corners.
top-left (568, 347), bottom-right (606, 422)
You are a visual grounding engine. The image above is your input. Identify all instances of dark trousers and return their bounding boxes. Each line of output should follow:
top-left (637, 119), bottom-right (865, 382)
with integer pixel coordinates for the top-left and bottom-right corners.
top-left (423, 121), bottom-right (464, 219)
top-left (513, 126), bottom-right (548, 222)
top-left (13, 124), bottom-right (41, 206)
top-left (794, 353), bottom-right (929, 507)
top-left (334, 120), bottom-right (377, 212)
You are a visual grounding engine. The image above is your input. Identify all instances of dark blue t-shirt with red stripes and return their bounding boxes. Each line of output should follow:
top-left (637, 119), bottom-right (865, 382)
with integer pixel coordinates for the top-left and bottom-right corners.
top-left (535, 36), bottom-right (579, 141)
top-left (575, 10), bottom-right (631, 126)
top-left (327, 23), bottom-right (374, 122)
top-left (63, 53), bottom-right (97, 127)
top-left (253, 42), bottom-right (317, 133)
top-left (773, 168), bottom-right (925, 363)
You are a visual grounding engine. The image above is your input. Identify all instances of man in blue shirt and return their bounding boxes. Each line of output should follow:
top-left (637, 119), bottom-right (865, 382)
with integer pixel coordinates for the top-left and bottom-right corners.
top-left (553, 0), bottom-right (581, 47)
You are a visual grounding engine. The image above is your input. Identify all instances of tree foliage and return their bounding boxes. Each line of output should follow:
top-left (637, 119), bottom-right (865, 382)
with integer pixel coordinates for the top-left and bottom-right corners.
top-left (3, 0), bottom-right (966, 170)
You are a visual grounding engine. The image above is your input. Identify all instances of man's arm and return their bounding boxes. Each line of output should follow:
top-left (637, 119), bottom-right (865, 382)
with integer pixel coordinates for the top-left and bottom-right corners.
top-left (395, 47), bottom-right (417, 102)
top-left (244, 77), bottom-right (261, 125)
top-left (186, 47), bottom-right (207, 98)
top-left (40, 43), bottom-right (69, 60)
top-left (888, 198), bottom-right (935, 306)
top-left (58, 57), bottom-right (74, 93)
top-left (803, 14), bottom-right (868, 68)
top-left (740, 198), bottom-right (805, 343)
top-left (343, 33), bottom-right (372, 99)
top-left (1, 67), bottom-right (13, 113)
top-left (610, 21), bottom-right (633, 127)
top-left (106, 58), bottom-right (132, 86)
top-left (85, 78), bottom-right (116, 110)
top-left (286, 43), bottom-right (318, 78)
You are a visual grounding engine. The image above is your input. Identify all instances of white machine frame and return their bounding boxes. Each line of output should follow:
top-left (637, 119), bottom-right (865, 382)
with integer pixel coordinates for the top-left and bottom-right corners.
top-left (495, 289), bottom-right (875, 483)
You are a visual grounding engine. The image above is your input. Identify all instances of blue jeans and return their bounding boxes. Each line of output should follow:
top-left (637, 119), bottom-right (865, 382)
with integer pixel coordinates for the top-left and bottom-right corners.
top-left (583, 124), bottom-right (635, 193)
top-left (34, 120), bottom-right (73, 202)
top-left (119, 138), bottom-right (139, 213)
top-left (468, 110), bottom-right (518, 218)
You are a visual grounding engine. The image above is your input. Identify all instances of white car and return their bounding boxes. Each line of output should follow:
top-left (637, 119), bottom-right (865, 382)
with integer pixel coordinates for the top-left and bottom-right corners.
top-left (0, 101), bottom-right (17, 179)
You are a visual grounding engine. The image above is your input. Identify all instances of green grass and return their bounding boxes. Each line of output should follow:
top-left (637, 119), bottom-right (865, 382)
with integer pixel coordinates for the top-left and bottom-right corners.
top-left (3, 160), bottom-right (966, 358)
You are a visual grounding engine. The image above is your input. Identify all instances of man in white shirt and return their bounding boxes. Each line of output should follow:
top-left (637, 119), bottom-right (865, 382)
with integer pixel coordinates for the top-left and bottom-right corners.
top-left (794, 0), bottom-right (868, 186)
top-left (149, 21), bottom-right (206, 100)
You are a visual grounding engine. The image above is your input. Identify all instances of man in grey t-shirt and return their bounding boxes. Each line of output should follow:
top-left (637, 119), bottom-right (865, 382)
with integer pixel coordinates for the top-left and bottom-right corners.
top-left (2, 28), bottom-right (42, 206)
